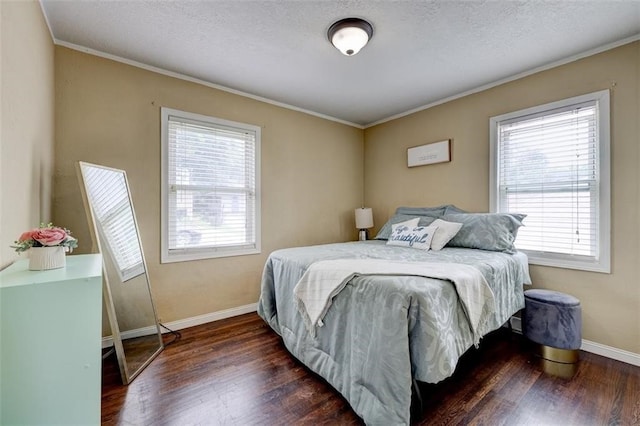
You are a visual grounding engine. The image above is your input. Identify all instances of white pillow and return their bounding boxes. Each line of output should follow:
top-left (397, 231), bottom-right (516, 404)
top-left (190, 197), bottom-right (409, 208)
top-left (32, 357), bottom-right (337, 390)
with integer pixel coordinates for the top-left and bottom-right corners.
top-left (386, 225), bottom-right (438, 250)
top-left (429, 219), bottom-right (463, 250)
top-left (391, 217), bottom-right (420, 232)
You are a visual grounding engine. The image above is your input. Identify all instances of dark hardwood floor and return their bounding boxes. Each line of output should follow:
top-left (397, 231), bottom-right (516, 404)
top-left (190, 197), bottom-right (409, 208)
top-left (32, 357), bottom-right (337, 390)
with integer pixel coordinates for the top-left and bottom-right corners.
top-left (102, 313), bottom-right (640, 425)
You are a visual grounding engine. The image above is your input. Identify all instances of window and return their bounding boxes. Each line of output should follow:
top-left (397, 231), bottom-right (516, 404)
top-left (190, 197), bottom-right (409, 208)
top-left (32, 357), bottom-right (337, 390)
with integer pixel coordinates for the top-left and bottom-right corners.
top-left (490, 90), bottom-right (610, 273)
top-left (161, 108), bottom-right (261, 263)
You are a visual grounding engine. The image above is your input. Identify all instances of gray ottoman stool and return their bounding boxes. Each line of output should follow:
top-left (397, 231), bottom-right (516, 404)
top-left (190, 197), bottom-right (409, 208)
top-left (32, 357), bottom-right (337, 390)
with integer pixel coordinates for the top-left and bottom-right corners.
top-left (523, 289), bottom-right (582, 364)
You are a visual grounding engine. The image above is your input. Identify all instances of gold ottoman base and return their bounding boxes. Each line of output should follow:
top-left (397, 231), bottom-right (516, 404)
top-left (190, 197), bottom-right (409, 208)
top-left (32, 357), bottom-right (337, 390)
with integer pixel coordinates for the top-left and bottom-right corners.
top-left (539, 358), bottom-right (579, 379)
top-left (537, 344), bottom-right (579, 364)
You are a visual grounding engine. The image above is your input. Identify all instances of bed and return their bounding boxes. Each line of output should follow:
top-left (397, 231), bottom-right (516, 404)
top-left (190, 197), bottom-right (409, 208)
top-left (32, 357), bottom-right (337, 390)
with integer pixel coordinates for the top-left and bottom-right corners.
top-left (257, 207), bottom-right (531, 425)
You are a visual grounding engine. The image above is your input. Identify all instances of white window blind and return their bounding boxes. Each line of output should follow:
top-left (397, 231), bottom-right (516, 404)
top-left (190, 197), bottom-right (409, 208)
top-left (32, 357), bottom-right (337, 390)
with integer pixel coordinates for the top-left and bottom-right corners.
top-left (490, 90), bottom-right (610, 273)
top-left (82, 166), bottom-right (145, 282)
top-left (161, 108), bottom-right (261, 263)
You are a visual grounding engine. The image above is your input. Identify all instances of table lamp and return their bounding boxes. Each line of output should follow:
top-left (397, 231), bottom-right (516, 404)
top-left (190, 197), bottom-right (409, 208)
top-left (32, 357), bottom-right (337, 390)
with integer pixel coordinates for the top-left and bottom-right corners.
top-left (355, 207), bottom-right (374, 241)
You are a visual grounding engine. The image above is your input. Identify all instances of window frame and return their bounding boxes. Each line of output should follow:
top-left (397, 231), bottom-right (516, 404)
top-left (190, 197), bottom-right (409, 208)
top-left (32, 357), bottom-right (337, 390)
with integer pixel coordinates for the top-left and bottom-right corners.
top-left (160, 107), bottom-right (261, 263)
top-left (489, 90), bottom-right (610, 273)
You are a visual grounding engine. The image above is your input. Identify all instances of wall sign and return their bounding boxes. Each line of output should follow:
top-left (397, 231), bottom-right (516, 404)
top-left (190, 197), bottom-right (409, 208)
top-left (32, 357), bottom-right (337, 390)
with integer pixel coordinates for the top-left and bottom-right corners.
top-left (407, 139), bottom-right (451, 167)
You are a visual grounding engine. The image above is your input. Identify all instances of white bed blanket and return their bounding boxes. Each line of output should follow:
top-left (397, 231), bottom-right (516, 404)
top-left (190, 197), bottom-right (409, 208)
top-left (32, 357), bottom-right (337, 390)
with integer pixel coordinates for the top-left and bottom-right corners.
top-left (294, 259), bottom-right (495, 345)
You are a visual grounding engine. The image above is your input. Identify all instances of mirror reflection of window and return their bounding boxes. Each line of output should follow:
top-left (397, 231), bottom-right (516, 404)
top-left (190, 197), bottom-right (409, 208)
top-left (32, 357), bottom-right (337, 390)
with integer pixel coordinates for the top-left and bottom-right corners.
top-left (82, 166), bottom-right (144, 282)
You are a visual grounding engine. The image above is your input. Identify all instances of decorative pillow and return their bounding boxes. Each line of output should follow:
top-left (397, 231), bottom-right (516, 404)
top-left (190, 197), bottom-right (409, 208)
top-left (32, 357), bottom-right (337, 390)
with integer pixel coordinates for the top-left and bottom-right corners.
top-left (375, 214), bottom-right (437, 240)
top-left (386, 225), bottom-right (439, 250)
top-left (391, 217), bottom-right (420, 231)
top-left (442, 213), bottom-right (526, 253)
top-left (429, 219), bottom-right (463, 251)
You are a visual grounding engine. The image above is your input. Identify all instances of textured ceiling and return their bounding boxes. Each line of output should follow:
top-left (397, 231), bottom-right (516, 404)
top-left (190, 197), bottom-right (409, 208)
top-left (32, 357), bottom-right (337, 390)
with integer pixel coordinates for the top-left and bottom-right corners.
top-left (41, 1), bottom-right (640, 127)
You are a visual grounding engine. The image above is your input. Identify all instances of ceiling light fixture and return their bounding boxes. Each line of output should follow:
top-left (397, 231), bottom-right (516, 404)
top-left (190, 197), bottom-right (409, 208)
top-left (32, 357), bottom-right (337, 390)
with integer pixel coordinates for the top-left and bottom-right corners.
top-left (327, 18), bottom-right (373, 56)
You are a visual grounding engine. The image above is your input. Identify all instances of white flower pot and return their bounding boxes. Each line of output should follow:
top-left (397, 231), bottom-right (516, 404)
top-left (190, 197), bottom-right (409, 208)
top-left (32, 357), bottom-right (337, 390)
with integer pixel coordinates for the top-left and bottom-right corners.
top-left (28, 246), bottom-right (66, 271)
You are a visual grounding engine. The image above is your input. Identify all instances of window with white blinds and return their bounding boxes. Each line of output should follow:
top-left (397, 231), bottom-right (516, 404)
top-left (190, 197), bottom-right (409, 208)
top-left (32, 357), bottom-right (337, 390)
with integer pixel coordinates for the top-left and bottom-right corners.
top-left (81, 165), bottom-right (145, 282)
top-left (490, 90), bottom-right (610, 273)
top-left (161, 108), bottom-right (261, 263)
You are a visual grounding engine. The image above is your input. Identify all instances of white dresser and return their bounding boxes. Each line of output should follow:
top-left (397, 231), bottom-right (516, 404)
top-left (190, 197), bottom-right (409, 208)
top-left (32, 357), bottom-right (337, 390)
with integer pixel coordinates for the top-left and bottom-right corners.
top-left (0, 254), bottom-right (102, 425)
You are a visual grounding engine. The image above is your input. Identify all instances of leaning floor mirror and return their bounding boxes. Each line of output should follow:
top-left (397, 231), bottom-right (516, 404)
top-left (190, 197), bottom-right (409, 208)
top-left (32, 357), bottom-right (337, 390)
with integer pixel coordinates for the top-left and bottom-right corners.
top-left (77, 161), bottom-right (164, 384)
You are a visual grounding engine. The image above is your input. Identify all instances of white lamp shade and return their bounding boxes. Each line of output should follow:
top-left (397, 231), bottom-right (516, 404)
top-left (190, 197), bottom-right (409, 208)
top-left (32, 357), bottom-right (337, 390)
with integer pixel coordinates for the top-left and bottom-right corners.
top-left (355, 207), bottom-right (374, 229)
top-left (331, 26), bottom-right (369, 56)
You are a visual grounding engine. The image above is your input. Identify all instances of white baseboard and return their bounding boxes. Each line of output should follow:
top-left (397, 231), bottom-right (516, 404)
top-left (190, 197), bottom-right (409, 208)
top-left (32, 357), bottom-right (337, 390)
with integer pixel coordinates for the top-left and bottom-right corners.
top-left (159, 303), bottom-right (258, 331)
top-left (509, 316), bottom-right (640, 367)
top-left (580, 340), bottom-right (640, 367)
top-left (102, 325), bottom-right (159, 348)
top-left (102, 303), bottom-right (258, 349)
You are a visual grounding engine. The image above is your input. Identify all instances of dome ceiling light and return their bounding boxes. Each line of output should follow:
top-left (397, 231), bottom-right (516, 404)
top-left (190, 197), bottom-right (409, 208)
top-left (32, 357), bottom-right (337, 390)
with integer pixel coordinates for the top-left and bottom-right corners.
top-left (327, 18), bottom-right (374, 56)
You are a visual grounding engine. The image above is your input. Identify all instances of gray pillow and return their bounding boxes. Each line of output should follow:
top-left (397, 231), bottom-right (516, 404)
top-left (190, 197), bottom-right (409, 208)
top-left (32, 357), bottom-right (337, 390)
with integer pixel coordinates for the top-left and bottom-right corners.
top-left (442, 213), bottom-right (526, 253)
top-left (395, 206), bottom-right (447, 217)
top-left (375, 214), bottom-right (437, 240)
top-left (443, 204), bottom-right (467, 214)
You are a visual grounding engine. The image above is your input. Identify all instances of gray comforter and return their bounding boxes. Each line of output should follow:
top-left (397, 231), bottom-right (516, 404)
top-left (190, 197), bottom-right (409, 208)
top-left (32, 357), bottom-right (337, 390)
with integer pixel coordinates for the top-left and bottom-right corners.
top-left (257, 241), bottom-right (531, 425)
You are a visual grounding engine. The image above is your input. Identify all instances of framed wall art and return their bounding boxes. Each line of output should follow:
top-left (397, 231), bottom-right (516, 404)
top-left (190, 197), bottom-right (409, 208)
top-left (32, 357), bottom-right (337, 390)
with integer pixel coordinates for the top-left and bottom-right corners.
top-left (407, 139), bottom-right (451, 167)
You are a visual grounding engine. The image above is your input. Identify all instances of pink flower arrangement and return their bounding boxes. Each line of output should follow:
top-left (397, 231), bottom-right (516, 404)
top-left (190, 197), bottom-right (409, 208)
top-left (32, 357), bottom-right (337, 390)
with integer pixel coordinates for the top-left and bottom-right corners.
top-left (12, 223), bottom-right (78, 253)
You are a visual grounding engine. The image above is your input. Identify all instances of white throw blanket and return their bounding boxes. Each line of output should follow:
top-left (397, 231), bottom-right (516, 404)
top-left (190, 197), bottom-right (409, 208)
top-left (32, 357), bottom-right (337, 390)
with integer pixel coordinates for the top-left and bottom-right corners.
top-left (293, 259), bottom-right (495, 345)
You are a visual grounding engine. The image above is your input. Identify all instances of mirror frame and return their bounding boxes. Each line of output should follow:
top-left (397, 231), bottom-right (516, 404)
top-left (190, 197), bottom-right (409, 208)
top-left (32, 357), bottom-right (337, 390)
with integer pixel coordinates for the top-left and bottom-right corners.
top-left (77, 161), bottom-right (164, 384)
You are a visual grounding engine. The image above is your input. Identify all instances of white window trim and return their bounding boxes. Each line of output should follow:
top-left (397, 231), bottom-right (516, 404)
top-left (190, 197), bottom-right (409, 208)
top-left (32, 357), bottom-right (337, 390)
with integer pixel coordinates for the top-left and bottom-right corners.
top-left (160, 107), bottom-right (261, 263)
top-left (489, 90), bottom-right (610, 273)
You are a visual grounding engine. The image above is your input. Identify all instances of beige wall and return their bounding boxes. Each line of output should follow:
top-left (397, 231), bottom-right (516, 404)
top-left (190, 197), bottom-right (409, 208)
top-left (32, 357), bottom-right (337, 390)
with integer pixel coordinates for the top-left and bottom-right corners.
top-left (53, 47), bottom-right (364, 323)
top-left (0, 1), bottom-right (55, 269)
top-left (11, 4), bottom-right (636, 355)
top-left (365, 42), bottom-right (640, 354)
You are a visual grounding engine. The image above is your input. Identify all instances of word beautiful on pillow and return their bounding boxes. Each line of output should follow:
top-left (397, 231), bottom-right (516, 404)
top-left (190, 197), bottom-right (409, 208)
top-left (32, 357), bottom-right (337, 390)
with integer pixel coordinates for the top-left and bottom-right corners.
top-left (386, 224), bottom-right (438, 250)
